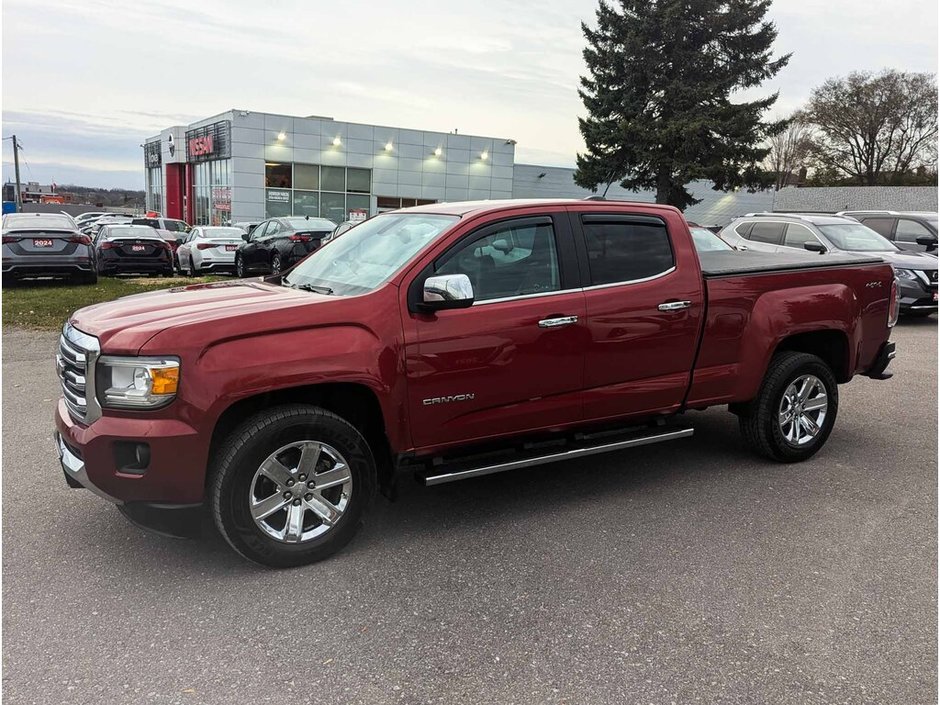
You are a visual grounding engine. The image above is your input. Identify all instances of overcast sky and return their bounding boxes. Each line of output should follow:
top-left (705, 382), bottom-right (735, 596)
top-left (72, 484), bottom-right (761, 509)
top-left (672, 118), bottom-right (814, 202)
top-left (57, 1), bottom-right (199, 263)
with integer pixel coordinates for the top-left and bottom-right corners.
top-left (2, 0), bottom-right (937, 190)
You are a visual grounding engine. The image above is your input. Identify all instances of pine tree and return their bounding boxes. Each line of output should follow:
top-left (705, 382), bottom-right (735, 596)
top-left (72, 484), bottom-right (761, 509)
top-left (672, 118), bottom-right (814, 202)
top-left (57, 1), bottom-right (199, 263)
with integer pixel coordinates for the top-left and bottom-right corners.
top-left (575, 0), bottom-right (790, 209)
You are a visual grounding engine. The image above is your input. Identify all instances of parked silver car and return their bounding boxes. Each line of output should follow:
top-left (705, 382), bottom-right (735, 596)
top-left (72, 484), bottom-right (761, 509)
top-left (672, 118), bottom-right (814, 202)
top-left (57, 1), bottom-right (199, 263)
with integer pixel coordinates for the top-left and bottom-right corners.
top-left (2, 212), bottom-right (97, 284)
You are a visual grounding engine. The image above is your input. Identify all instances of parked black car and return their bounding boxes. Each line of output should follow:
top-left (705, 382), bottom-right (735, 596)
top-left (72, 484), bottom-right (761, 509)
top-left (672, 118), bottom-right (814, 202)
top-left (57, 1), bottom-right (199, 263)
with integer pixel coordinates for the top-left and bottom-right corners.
top-left (235, 216), bottom-right (336, 277)
top-left (94, 224), bottom-right (174, 277)
top-left (837, 211), bottom-right (938, 253)
top-left (2, 212), bottom-right (97, 284)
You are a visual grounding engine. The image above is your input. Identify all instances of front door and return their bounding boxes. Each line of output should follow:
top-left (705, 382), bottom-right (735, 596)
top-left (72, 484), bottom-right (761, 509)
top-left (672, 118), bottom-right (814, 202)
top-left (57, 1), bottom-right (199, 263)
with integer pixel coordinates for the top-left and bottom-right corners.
top-left (404, 214), bottom-right (586, 451)
top-left (570, 209), bottom-right (704, 422)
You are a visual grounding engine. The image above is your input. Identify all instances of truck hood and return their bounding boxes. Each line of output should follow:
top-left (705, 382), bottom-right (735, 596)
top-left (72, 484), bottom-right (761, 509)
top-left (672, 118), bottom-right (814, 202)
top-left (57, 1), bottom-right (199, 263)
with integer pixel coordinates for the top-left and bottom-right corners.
top-left (70, 279), bottom-right (329, 353)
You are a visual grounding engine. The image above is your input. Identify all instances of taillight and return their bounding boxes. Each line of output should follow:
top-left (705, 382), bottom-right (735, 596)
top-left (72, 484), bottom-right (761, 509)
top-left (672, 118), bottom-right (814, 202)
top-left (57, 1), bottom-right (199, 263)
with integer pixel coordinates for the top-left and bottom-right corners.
top-left (2, 236), bottom-right (20, 244)
top-left (289, 234), bottom-right (312, 242)
top-left (159, 240), bottom-right (172, 250)
top-left (887, 277), bottom-right (900, 328)
top-left (196, 242), bottom-right (215, 250)
top-left (67, 235), bottom-right (92, 245)
top-left (99, 241), bottom-right (114, 250)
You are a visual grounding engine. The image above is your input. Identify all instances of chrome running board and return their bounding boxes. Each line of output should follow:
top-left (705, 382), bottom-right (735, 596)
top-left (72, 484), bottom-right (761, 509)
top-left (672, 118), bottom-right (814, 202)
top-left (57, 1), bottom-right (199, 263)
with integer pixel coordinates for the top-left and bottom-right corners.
top-left (420, 426), bottom-right (693, 486)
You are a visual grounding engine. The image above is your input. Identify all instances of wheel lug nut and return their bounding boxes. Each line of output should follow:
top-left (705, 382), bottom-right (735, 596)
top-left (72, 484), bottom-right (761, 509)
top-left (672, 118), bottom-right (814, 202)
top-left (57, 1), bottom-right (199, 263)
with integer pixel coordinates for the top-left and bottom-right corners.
top-left (286, 479), bottom-right (295, 487)
top-left (305, 493), bottom-right (313, 501)
top-left (307, 481), bottom-right (315, 489)
top-left (283, 491), bottom-right (292, 499)
top-left (292, 499), bottom-right (301, 506)
top-left (298, 474), bottom-right (306, 481)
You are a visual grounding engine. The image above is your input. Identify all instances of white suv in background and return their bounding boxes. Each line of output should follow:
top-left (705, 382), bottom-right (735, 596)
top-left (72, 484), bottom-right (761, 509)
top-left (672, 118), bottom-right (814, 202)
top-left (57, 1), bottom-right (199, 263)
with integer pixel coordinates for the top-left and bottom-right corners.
top-left (175, 226), bottom-right (246, 275)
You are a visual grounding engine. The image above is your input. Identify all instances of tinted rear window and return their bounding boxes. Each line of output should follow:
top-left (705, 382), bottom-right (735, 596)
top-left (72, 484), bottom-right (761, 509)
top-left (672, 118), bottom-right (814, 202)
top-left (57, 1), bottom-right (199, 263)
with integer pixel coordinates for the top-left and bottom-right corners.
top-left (581, 217), bottom-right (674, 285)
top-left (858, 217), bottom-right (894, 237)
top-left (748, 221), bottom-right (786, 244)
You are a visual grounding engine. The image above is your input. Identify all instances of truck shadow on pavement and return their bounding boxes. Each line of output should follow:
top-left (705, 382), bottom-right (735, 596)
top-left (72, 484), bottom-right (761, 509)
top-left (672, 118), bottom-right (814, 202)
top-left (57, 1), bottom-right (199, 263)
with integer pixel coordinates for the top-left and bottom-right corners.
top-left (63, 406), bottom-right (782, 573)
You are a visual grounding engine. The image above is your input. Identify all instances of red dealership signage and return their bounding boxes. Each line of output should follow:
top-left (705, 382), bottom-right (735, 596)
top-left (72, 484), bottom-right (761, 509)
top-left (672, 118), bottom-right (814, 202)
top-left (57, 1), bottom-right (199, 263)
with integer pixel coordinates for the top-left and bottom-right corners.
top-left (188, 135), bottom-right (214, 157)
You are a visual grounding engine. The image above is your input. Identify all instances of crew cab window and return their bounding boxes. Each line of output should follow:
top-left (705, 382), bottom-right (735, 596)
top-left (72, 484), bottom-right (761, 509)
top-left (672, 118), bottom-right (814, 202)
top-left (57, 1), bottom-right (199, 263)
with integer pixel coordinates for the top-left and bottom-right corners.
top-left (895, 219), bottom-right (932, 243)
top-left (747, 221), bottom-right (786, 245)
top-left (435, 220), bottom-right (561, 302)
top-left (859, 217), bottom-right (894, 237)
top-left (783, 223), bottom-right (818, 249)
top-left (581, 216), bottom-right (674, 285)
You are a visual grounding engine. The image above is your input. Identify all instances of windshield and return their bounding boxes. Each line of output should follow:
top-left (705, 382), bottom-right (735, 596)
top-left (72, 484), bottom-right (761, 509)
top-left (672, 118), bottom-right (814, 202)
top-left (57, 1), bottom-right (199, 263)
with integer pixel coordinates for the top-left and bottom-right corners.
top-left (283, 213), bottom-right (458, 296)
top-left (3, 214), bottom-right (74, 230)
top-left (690, 227), bottom-right (732, 252)
top-left (104, 227), bottom-right (153, 239)
top-left (817, 223), bottom-right (899, 252)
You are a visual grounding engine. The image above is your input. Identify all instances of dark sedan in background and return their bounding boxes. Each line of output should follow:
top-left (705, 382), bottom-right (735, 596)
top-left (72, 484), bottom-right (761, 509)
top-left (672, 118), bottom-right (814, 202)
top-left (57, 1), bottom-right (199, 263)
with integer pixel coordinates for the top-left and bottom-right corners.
top-left (2, 212), bottom-right (97, 284)
top-left (94, 224), bottom-right (174, 277)
top-left (235, 215), bottom-right (336, 277)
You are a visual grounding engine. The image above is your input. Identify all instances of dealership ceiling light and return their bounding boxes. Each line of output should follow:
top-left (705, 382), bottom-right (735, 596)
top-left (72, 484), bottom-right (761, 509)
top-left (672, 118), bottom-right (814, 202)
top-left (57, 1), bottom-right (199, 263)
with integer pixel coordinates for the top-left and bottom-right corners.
top-left (480, 150), bottom-right (488, 160)
top-left (277, 132), bottom-right (286, 141)
top-left (332, 136), bottom-right (342, 147)
top-left (384, 142), bottom-right (393, 152)
top-left (434, 147), bottom-right (442, 157)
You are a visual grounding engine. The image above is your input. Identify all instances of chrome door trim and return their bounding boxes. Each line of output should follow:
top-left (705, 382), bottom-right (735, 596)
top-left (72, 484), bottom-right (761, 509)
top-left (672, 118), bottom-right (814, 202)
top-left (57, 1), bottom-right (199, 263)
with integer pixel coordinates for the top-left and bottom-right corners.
top-left (580, 266), bottom-right (676, 292)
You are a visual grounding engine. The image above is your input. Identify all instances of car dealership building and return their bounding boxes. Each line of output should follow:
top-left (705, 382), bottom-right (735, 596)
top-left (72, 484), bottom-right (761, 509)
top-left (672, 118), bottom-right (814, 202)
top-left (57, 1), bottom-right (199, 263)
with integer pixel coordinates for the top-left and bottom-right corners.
top-left (144, 109), bottom-right (774, 227)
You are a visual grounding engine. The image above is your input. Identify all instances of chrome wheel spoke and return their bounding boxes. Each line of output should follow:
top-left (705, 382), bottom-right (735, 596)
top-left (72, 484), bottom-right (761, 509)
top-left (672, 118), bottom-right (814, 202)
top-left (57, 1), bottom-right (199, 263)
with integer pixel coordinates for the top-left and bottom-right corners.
top-left (260, 457), bottom-right (293, 487)
top-left (296, 442), bottom-right (321, 477)
top-left (803, 396), bottom-right (828, 413)
top-left (305, 493), bottom-right (341, 526)
top-left (799, 413), bottom-right (820, 436)
top-left (283, 502), bottom-right (306, 542)
top-left (251, 493), bottom-right (289, 521)
top-left (314, 463), bottom-right (350, 490)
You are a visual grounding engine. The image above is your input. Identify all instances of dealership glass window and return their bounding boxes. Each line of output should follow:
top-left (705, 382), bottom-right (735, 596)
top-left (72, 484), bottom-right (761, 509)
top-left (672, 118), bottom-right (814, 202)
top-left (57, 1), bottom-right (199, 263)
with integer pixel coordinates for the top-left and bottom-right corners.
top-left (320, 192), bottom-right (346, 223)
top-left (294, 191), bottom-right (320, 217)
top-left (320, 166), bottom-right (345, 192)
top-left (347, 168), bottom-right (371, 194)
top-left (146, 166), bottom-right (163, 213)
top-left (294, 164), bottom-right (319, 191)
top-left (265, 163), bottom-right (292, 188)
top-left (192, 159), bottom-right (231, 225)
top-left (346, 194), bottom-right (370, 218)
top-left (266, 189), bottom-right (292, 217)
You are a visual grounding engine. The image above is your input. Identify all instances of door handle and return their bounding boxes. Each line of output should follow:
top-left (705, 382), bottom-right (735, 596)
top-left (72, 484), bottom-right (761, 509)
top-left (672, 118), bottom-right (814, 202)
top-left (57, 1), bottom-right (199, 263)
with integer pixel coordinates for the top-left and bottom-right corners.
top-left (657, 300), bottom-right (692, 312)
top-left (538, 315), bottom-right (579, 328)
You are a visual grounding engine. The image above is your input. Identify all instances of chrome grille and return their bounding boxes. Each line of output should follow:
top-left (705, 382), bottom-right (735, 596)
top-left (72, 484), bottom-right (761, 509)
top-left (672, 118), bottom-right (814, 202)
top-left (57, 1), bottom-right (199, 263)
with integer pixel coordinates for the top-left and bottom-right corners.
top-left (57, 324), bottom-right (101, 424)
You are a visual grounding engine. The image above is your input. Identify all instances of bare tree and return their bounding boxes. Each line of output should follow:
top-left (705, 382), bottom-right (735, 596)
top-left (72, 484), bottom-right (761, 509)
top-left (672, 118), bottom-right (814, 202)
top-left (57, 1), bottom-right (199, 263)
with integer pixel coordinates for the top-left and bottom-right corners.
top-left (802, 70), bottom-right (938, 185)
top-left (765, 115), bottom-right (814, 190)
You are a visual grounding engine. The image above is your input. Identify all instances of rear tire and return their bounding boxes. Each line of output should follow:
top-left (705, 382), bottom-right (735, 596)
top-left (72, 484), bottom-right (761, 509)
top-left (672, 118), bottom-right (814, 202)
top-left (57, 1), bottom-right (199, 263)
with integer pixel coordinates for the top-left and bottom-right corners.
top-left (738, 351), bottom-right (839, 463)
top-left (189, 256), bottom-right (198, 277)
top-left (271, 252), bottom-right (282, 276)
top-left (210, 405), bottom-right (376, 568)
top-left (235, 254), bottom-right (245, 278)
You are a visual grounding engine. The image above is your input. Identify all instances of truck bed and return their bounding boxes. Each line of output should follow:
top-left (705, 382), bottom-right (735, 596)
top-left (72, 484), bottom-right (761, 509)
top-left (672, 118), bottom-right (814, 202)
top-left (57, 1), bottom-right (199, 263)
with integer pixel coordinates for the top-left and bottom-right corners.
top-left (698, 250), bottom-right (885, 278)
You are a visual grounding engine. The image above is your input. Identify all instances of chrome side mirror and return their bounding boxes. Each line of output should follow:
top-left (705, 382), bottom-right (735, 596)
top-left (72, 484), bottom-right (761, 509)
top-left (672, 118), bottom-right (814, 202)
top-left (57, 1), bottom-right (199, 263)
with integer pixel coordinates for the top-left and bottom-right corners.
top-left (421, 273), bottom-right (474, 311)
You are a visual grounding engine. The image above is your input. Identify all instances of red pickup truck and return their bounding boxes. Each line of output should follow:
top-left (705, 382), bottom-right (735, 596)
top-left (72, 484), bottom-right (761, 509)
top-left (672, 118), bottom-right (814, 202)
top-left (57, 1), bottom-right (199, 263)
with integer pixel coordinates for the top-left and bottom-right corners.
top-left (55, 200), bottom-right (899, 567)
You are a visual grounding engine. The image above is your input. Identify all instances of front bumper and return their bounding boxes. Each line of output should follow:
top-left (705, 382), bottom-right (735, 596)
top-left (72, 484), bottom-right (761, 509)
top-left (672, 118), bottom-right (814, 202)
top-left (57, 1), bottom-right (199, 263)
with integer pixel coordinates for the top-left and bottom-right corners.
top-left (898, 277), bottom-right (937, 312)
top-left (54, 399), bottom-right (205, 536)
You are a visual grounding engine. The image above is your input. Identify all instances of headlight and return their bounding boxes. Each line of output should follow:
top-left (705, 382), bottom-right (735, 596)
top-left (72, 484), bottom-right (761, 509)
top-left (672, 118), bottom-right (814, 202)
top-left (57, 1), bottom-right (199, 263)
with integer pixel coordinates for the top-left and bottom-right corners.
top-left (96, 356), bottom-right (180, 409)
top-left (893, 267), bottom-right (917, 280)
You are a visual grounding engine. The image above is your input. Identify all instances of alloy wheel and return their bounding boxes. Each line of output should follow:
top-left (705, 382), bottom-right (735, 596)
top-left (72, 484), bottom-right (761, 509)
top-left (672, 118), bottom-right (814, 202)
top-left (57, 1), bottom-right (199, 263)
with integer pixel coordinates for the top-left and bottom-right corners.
top-left (778, 374), bottom-right (828, 446)
top-left (248, 440), bottom-right (353, 543)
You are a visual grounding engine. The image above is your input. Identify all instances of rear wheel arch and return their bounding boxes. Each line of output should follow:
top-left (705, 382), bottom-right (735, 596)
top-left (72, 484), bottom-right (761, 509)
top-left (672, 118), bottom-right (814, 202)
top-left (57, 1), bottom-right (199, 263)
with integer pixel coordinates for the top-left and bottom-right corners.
top-left (772, 329), bottom-right (851, 383)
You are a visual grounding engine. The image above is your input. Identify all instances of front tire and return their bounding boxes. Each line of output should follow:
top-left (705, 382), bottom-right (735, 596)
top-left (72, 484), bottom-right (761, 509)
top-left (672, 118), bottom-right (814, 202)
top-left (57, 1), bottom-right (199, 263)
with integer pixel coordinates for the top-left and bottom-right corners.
top-left (235, 254), bottom-right (245, 278)
top-left (271, 252), bottom-right (282, 276)
top-left (738, 351), bottom-right (839, 462)
top-left (210, 405), bottom-right (376, 568)
top-left (189, 256), bottom-right (198, 276)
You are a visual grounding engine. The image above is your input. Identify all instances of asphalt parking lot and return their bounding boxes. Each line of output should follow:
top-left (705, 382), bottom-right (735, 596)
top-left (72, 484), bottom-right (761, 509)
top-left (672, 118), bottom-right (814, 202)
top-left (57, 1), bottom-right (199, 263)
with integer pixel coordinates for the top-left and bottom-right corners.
top-left (2, 319), bottom-right (936, 705)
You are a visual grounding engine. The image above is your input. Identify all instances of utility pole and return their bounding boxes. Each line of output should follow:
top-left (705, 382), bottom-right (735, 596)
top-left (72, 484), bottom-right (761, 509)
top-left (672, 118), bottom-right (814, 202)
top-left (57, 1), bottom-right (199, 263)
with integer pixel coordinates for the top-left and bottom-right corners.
top-left (12, 134), bottom-right (22, 211)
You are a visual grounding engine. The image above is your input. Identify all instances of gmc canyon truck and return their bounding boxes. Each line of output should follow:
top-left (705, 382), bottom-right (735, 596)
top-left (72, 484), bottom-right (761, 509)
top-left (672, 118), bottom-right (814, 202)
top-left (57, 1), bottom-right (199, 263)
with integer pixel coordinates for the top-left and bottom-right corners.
top-left (55, 200), bottom-right (899, 568)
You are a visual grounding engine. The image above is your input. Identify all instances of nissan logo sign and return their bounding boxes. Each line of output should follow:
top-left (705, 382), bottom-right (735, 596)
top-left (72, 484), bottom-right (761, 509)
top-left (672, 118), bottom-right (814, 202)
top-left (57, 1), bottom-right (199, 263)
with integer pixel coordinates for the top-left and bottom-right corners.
top-left (167, 133), bottom-right (175, 156)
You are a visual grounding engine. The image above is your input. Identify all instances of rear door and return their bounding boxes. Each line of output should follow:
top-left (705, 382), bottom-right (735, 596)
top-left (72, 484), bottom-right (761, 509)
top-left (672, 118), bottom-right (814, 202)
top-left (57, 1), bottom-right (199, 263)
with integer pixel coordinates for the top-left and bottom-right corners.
top-left (741, 220), bottom-right (787, 252)
top-left (570, 208), bottom-right (704, 422)
top-left (404, 212), bottom-right (586, 450)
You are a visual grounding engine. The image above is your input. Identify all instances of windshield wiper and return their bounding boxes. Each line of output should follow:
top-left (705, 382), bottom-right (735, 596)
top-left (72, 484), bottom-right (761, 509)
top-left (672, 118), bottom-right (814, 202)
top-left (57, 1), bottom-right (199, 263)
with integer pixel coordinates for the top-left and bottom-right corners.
top-left (288, 282), bottom-right (334, 295)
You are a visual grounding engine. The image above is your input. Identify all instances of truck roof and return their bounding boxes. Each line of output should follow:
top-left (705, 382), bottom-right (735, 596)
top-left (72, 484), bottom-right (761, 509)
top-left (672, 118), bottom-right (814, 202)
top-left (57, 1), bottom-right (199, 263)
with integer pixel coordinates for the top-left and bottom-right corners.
top-left (398, 198), bottom-right (681, 217)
